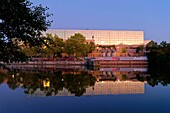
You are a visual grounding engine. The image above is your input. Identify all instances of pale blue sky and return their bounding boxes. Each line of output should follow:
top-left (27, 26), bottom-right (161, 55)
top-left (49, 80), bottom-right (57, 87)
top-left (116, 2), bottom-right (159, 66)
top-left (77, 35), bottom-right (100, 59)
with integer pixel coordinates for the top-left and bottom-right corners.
top-left (31, 0), bottom-right (170, 42)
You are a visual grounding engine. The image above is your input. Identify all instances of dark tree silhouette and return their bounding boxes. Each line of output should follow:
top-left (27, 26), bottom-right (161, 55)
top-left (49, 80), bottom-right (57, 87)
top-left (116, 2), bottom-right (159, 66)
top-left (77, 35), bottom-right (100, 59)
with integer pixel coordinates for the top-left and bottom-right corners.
top-left (0, 0), bottom-right (52, 63)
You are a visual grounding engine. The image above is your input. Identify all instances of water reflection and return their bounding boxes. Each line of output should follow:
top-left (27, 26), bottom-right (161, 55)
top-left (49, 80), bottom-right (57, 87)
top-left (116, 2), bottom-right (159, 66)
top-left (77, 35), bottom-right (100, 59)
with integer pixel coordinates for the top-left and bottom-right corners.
top-left (1, 65), bottom-right (170, 113)
top-left (2, 64), bottom-right (170, 97)
top-left (146, 65), bottom-right (170, 87)
top-left (0, 66), bottom-right (152, 97)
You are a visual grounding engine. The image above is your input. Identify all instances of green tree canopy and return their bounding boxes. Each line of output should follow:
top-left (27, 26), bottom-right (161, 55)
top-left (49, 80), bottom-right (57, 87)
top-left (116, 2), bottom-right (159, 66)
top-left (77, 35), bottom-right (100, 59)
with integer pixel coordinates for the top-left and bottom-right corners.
top-left (146, 40), bottom-right (170, 65)
top-left (87, 42), bottom-right (96, 53)
top-left (136, 45), bottom-right (144, 53)
top-left (0, 0), bottom-right (52, 62)
top-left (146, 40), bottom-right (158, 51)
top-left (121, 48), bottom-right (127, 53)
top-left (41, 34), bottom-right (64, 58)
top-left (64, 33), bottom-right (92, 57)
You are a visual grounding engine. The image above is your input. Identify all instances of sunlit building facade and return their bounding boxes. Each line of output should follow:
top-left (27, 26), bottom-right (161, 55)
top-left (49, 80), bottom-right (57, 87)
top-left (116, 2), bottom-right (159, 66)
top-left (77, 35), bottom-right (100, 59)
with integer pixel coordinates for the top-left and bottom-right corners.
top-left (46, 29), bottom-right (144, 45)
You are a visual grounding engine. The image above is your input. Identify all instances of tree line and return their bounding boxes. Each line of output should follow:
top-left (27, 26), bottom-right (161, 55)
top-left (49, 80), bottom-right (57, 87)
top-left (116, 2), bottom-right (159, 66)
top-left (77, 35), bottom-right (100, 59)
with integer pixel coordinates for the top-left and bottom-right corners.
top-left (0, 71), bottom-right (96, 96)
top-left (146, 40), bottom-right (170, 65)
top-left (21, 33), bottom-right (96, 59)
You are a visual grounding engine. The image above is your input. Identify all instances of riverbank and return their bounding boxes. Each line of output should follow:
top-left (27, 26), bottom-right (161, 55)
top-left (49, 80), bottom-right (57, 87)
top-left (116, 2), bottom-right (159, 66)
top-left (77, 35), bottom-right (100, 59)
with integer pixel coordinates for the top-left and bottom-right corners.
top-left (0, 57), bottom-right (148, 68)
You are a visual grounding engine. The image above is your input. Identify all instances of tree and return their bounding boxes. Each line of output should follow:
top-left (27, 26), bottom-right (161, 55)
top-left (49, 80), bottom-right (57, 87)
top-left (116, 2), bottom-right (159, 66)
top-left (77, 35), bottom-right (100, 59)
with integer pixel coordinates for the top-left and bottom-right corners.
top-left (146, 40), bottom-right (158, 51)
top-left (0, 0), bottom-right (52, 62)
top-left (64, 33), bottom-right (90, 57)
top-left (159, 41), bottom-right (170, 48)
top-left (21, 45), bottom-right (40, 57)
top-left (146, 40), bottom-right (170, 65)
top-left (122, 75), bottom-right (128, 81)
top-left (136, 45), bottom-right (144, 53)
top-left (121, 48), bottom-right (127, 53)
top-left (87, 42), bottom-right (96, 53)
top-left (42, 34), bottom-right (64, 58)
top-left (147, 63), bottom-right (170, 87)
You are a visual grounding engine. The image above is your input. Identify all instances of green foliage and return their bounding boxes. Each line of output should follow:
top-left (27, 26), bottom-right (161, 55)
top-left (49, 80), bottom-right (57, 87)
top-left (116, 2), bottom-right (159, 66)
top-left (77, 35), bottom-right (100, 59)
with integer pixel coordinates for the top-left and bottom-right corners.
top-left (87, 42), bottom-right (96, 53)
top-left (1, 43), bottom-right (29, 63)
top-left (146, 40), bottom-right (170, 65)
top-left (21, 34), bottom-right (64, 58)
top-left (21, 45), bottom-right (40, 57)
top-left (63, 72), bottom-right (96, 96)
top-left (121, 48), bottom-right (127, 53)
top-left (64, 33), bottom-right (93, 57)
top-left (21, 33), bottom-right (95, 58)
top-left (42, 34), bottom-right (64, 57)
top-left (122, 75), bottom-right (128, 80)
top-left (146, 40), bottom-right (158, 51)
top-left (136, 45), bottom-right (144, 53)
top-left (1, 70), bottom-right (96, 96)
top-left (0, 0), bottom-right (52, 62)
top-left (136, 74), bottom-right (145, 82)
top-left (159, 41), bottom-right (170, 48)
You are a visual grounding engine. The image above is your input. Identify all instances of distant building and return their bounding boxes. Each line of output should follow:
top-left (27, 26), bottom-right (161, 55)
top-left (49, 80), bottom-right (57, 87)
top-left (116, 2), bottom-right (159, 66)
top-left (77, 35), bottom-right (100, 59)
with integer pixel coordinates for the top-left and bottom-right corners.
top-left (46, 29), bottom-right (145, 45)
top-left (45, 29), bottom-right (151, 57)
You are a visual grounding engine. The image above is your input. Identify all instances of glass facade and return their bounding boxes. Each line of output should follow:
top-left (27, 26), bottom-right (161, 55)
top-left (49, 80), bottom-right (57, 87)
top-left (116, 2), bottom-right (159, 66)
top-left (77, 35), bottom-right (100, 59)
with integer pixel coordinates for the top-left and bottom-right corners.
top-left (46, 29), bottom-right (144, 45)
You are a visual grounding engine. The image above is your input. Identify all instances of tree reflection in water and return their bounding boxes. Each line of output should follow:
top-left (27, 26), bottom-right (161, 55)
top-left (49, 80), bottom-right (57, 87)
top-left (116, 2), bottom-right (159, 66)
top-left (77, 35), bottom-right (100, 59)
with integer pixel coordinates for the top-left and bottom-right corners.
top-left (1, 65), bottom-right (170, 96)
top-left (0, 70), bottom-right (96, 96)
top-left (146, 64), bottom-right (170, 87)
top-left (134, 64), bottom-right (170, 87)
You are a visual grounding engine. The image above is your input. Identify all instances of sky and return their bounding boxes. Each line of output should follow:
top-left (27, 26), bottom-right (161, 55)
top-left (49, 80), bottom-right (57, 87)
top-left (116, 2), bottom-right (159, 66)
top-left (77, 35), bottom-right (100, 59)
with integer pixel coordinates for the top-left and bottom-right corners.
top-left (31, 0), bottom-right (170, 43)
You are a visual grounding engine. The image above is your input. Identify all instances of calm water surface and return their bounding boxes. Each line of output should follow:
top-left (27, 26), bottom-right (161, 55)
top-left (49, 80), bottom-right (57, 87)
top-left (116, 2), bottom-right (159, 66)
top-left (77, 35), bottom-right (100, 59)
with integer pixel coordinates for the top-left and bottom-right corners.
top-left (0, 66), bottom-right (170, 113)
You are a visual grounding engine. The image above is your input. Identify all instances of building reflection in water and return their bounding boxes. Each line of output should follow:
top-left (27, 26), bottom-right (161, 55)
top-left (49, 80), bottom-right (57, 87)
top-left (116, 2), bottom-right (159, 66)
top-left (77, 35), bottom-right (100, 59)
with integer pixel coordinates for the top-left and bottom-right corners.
top-left (1, 66), bottom-right (149, 97)
top-left (85, 81), bottom-right (145, 95)
top-left (32, 81), bottom-right (145, 97)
